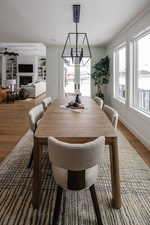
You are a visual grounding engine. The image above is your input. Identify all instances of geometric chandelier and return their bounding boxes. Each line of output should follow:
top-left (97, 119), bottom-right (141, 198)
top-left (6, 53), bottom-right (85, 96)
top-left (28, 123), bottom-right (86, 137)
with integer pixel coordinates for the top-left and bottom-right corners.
top-left (61, 5), bottom-right (92, 66)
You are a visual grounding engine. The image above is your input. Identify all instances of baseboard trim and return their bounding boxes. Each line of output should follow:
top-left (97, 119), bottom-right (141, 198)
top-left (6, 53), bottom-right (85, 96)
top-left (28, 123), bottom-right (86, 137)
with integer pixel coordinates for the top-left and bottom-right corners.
top-left (119, 117), bottom-right (150, 151)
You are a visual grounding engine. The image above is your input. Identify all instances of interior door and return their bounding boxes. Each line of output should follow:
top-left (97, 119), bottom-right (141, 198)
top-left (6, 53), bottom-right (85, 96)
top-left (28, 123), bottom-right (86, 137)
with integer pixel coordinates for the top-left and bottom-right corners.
top-left (74, 64), bottom-right (80, 94)
top-left (64, 58), bottom-right (75, 96)
top-left (79, 59), bottom-right (91, 96)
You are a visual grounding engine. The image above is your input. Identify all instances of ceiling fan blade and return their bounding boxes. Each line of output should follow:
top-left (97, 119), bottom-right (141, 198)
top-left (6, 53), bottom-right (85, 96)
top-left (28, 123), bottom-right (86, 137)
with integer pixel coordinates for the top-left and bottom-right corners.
top-left (0, 48), bottom-right (19, 56)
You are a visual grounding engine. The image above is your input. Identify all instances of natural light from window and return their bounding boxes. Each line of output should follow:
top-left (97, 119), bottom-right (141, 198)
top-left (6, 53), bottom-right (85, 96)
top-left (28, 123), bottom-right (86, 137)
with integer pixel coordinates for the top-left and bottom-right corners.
top-left (64, 58), bottom-right (91, 96)
top-left (134, 33), bottom-right (150, 114)
top-left (64, 58), bottom-right (75, 95)
top-left (114, 44), bottom-right (126, 102)
top-left (80, 59), bottom-right (91, 97)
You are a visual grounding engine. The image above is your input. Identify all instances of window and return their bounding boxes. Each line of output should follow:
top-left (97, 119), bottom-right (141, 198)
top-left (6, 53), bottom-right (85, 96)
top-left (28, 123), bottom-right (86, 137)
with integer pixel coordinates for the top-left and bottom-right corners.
top-left (80, 58), bottom-right (91, 97)
top-left (64, 58), bottom-right (75, 95)
top-left (133, 31), bottom-right (150, 115)
top-left (64, 58), bottom-right (91, 96)
top-left (114, 44), bottom-right (127, 102)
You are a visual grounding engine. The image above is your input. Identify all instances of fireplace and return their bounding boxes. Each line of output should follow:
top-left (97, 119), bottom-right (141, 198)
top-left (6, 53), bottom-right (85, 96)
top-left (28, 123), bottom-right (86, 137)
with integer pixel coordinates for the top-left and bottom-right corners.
top-left (20, 76), bottom-right (32, 86)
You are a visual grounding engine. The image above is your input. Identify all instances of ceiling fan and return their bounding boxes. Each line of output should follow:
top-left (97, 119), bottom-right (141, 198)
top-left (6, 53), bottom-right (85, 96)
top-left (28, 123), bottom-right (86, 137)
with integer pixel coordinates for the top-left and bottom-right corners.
top-left (0, 48), bottom-right (19, 56)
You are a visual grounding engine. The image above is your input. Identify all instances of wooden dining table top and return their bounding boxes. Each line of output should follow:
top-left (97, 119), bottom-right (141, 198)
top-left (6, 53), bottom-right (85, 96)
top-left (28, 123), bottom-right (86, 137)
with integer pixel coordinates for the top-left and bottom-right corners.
top-left (35, 97), bottom-right (117, 143)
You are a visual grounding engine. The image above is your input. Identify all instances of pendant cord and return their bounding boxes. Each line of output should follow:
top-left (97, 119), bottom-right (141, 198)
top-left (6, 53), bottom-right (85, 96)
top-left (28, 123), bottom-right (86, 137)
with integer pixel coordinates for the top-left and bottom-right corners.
top-left (76, 23), bottom-right (78, 57)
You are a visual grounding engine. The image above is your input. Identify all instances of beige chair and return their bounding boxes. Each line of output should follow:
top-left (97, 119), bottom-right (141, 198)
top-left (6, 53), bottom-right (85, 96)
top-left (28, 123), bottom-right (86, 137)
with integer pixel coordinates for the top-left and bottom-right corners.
top-left (28, 104), bottom-right (44, 168)
top-left (94, 96), bottom-right (104, 109)
top-left (103, 105), bottom-right (118, 129)
top-left (48, 136), bottom-right (105, 225)
top-left (42, 97), bottom-right (52, 111)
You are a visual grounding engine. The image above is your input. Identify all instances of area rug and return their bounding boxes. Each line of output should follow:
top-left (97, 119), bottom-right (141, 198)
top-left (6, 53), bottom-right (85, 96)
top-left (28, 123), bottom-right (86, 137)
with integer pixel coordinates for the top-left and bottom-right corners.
top-left (0, 130), bottom-right (150, 225)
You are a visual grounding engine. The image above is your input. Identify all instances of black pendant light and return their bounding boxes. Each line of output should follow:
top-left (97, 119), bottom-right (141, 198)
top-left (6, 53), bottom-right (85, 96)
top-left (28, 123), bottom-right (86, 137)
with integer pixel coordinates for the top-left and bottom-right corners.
top-left (61, 5), bottom-right (92, 66)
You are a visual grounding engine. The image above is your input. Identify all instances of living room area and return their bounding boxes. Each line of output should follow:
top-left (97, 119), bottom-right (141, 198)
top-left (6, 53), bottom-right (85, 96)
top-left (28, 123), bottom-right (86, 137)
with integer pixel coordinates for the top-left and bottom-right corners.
top-left (0, 43), bottom-right (47, 103)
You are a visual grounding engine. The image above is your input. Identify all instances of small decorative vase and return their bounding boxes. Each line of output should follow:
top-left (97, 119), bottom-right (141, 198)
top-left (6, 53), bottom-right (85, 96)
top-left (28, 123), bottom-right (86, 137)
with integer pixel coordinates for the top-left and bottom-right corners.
top-left (75, 94), bottom-right (81, 104)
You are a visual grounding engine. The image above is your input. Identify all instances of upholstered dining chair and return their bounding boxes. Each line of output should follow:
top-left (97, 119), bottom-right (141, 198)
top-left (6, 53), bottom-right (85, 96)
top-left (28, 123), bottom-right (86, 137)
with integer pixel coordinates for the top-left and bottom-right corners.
top-left (42, 97), bottom-right (52, 111)
top-left (48, 136), bottom-right (105, 225)
top-left (94, 96), bottom-right (104, 109)
top-left (27, 104), bottom-right (44, 168)
top-left (103, 105), bottom-right (118, 129)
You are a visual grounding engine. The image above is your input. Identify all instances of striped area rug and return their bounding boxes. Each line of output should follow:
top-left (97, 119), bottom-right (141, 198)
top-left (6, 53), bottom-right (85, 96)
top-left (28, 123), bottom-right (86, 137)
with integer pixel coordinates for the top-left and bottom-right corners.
top-left (0, 130), bottom-right (150, 225)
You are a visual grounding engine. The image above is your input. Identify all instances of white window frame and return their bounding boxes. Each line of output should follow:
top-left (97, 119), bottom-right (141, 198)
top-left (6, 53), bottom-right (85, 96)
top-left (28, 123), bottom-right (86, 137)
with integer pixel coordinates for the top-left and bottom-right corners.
top-left (132, 29), bottom-right (150, 116)
top-left (113, 43), bottom-right (127, 103)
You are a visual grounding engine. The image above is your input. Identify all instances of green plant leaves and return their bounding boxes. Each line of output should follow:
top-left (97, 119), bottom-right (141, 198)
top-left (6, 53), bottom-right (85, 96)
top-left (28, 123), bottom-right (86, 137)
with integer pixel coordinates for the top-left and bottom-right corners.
top-left (91, 56), bottom-right (110, 96)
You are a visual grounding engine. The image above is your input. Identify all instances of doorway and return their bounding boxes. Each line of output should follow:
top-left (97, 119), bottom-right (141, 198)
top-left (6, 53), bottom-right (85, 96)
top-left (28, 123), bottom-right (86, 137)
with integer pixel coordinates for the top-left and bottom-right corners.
top-left (64, 58), bottom-right (91, 96)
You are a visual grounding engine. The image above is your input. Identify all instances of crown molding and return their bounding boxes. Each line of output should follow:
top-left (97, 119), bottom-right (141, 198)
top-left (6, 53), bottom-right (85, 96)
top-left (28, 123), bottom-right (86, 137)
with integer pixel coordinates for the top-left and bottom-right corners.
top-left (108, 3), bottom-right (150, 47)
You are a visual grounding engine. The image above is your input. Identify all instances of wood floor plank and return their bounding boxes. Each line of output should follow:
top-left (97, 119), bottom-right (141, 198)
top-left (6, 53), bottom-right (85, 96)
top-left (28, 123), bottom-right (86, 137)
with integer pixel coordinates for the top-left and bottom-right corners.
top-left (0, 95), bottom-right (45, 161)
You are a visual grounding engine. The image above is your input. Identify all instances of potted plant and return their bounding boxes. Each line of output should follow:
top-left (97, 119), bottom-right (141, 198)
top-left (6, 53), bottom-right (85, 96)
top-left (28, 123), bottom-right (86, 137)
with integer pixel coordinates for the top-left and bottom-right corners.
top-left (91, 56), bottom-right (110, 99)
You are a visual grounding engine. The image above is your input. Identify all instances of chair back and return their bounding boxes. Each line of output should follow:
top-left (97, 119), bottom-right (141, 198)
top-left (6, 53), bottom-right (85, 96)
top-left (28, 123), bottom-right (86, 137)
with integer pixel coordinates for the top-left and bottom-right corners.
top-left (48, 137), bottom-right (105, 171)
top-left (28, 104), bottom-right (44, 133)
top-left (42, 97), bottom-right (52, 111)
top-left (103, 105), bottom-right (118, 129)
top-left (94, 97), bottom-right (103, 109)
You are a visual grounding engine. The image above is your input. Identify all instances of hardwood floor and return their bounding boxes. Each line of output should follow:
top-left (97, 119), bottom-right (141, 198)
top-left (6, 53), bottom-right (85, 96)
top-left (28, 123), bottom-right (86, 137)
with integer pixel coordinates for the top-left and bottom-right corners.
top-left (0, 95), bottom-right (45, 162)
top-left (118, 122), bottom-right (150, 167)
top-left (0, 96), bottom-right (150, 168)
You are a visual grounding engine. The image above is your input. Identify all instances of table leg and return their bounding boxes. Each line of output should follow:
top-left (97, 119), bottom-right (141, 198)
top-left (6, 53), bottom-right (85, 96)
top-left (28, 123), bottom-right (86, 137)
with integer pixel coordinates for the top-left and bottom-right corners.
top-left (109, 144), bottom-right (115, 203)
top-left (32, 137), bottom-right (41, 209)
top-left (108, 137), bottom-right (121, 209)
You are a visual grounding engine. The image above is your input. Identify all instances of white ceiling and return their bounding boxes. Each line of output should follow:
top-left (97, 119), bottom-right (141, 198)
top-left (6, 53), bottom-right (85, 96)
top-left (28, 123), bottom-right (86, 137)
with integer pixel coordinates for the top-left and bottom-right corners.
top-left (0, 0), bottom-right (149, 46)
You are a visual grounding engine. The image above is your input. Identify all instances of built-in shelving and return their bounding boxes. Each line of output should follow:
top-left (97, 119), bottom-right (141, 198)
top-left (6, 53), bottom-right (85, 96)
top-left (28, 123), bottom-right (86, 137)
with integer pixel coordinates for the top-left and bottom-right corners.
top-left (6, 55), bottom-right (17, 80)
top-left (38, 58), bottom-right (46, 80)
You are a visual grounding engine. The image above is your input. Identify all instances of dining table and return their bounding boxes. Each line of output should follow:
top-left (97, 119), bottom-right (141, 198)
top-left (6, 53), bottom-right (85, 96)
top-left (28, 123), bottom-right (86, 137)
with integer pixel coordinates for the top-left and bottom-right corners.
top-left (32, 97), bottom-right (121, 209)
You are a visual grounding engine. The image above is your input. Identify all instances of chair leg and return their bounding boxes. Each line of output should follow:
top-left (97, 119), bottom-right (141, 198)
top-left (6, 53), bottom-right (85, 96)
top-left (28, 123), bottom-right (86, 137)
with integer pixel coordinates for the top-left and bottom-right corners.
top-left (52, 186), bottom-right (63, 225)
top-left (90, 185), bottom-right (103, 225)
top-left (27, 151), bottom-right (33, 168)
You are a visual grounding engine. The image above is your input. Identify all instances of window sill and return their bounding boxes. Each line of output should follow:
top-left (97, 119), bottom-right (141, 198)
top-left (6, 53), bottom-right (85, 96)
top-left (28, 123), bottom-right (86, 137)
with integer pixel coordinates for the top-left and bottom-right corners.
top-left (130, 105), bottom-right (150, 120)
top-left (113, 97), bottom-right (126, 105)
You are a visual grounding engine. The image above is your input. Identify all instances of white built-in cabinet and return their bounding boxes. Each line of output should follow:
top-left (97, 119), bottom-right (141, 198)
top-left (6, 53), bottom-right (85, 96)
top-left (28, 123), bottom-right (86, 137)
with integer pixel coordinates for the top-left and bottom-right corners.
top-left (0, 55), bottom-right (17, 88)
top-left (0, 55), bottom-right (46, 89)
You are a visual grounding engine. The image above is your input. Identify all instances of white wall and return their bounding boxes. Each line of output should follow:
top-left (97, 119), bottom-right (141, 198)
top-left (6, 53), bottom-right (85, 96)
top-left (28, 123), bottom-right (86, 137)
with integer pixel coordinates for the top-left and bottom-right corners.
top-left (46, 46), bottom-right (63, 99)
top-left (46, 45), bottom-right (106, 99)
top-left (106, 6), bottom-right (150, 150)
